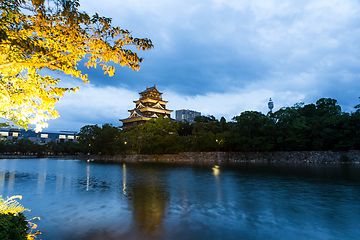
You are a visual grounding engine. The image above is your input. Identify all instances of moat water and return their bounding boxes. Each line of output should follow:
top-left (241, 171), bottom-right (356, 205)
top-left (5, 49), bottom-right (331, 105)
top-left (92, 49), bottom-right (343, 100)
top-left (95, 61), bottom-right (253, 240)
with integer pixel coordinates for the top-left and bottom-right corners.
top-left (0, 158), bottom-right (360, 240)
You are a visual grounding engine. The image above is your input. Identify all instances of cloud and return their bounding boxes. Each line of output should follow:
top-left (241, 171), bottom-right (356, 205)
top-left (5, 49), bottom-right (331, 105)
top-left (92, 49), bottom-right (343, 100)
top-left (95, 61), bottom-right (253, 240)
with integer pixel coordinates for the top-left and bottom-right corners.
top-left (165, 85), bottom-right (306, 121)
top-left (41, 0), bottom-right (360, 132)
top-left (45, 83), bottom-right (138, 132)
top-left (45, 83), bottom-right (305, 131)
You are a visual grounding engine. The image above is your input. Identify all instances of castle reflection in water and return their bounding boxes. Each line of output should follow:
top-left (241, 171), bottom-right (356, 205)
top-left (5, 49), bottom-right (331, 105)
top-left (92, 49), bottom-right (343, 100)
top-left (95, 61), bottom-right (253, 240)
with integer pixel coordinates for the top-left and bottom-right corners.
top-left (0, 158), bottom-right (360, 240)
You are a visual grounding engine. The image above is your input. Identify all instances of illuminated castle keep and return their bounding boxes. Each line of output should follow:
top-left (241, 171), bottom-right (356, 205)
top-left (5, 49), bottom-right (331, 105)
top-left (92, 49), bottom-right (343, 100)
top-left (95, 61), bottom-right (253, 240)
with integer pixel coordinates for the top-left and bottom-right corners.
top-left (120, 85), bottom-right (173, 128)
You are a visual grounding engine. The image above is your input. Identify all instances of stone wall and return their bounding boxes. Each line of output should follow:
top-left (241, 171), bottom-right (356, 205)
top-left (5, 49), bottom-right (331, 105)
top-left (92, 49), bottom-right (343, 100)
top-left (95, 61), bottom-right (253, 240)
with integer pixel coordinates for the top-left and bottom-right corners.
top-left (84, 151), bottom-right (360, 164)
top-left (1, 151), bottom-right (359, 164)
top-left (0, 155), bottom-right (80, 159)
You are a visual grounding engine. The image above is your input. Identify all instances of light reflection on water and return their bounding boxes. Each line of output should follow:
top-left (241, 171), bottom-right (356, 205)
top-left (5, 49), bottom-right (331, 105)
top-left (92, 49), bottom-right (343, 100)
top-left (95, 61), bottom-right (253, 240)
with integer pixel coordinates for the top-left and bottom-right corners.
top-left (123, 163), bottom-right (127, 197)
top-left (0, 159), bottom-right (359, 240)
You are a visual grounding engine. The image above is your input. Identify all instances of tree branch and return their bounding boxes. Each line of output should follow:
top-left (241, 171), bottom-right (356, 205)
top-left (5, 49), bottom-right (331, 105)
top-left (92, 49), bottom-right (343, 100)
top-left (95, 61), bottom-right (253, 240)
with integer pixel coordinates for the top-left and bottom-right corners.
top-left (0, 52), bottom-right (78, 70)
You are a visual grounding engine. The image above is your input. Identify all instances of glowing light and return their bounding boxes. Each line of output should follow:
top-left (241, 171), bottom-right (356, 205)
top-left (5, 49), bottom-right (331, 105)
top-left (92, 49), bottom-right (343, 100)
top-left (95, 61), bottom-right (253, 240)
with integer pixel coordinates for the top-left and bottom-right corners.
top-left (212, 165), bottom-right (220, 177)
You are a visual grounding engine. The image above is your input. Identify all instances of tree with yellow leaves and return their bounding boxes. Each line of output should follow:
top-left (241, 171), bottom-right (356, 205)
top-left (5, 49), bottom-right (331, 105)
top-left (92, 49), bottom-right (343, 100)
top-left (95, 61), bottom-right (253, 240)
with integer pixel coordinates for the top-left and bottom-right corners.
top-left (0, 0), bottom-right (153, 131)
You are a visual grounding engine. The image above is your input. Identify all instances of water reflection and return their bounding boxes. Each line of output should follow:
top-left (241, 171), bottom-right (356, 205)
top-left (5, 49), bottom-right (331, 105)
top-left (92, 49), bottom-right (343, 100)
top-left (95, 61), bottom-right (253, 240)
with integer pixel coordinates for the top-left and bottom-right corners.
top-left (37, 159), bottom-right (47, 196)
top-left (64, 169), bottom-right (72, 194)
top-left (0, 159), bottom-right (360, 240)
top-left (212, 165), bottom-right (220, 178)
top-left (122, 163), bottom-right (126, 197)
top-left (212, 165), bottom-right (222, 204)
top-left (8, 171), bottom-right (15, 192)
top-left (56, 160), bottom-right (64, 193)
top-left (0, 169), bottom-right (5, 193)
top-left (86, 164), bottom-right (90, 191)
top-left (7, 160), bottom-right (17, 192)
top-left (127, 166), bottom-right (169, 239)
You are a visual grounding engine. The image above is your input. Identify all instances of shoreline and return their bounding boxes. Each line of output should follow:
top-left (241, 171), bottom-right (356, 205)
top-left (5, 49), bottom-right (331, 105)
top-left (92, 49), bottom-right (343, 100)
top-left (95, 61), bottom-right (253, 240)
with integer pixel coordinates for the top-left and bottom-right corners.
top-left (2, 151), bottom-right (360, 164)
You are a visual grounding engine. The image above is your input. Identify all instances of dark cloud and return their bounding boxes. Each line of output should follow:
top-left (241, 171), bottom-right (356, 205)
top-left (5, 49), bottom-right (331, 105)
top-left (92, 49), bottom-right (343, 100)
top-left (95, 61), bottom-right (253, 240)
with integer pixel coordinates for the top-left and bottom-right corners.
top-left (39, 0), bottom-right (360, 131)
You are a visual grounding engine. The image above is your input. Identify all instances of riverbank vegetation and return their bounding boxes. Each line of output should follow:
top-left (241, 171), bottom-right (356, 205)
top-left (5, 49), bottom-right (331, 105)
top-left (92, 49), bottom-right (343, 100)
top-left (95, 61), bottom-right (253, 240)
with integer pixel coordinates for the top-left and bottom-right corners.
top-left (0, 195), bottom-right (40, 239)
top-left (1, 97), bottom-right (360, 155)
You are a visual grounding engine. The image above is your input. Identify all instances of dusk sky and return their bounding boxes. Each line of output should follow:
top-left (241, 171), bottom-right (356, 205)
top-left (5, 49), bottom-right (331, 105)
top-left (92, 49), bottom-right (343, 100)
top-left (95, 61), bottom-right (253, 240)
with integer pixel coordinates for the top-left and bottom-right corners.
top-left (44, 0), bottom-right (360, 132)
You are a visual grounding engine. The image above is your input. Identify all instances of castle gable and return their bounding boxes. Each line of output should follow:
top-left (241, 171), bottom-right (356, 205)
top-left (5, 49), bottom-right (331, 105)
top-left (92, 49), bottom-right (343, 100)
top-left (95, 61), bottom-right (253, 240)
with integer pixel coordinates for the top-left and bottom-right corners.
top-left (129, 110), bottom-right (141, 119)
top-left (152, 102), bottom-right (164, 109)
top-left (136, 102), bottom-right (145, 109)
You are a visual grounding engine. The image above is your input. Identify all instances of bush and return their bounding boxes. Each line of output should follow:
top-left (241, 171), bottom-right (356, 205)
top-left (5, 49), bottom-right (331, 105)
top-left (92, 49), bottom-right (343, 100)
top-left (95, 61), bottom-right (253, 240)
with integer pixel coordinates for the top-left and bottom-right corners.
top-left (0, 212), bottom-right (29, 240)
top-left (0, 195), bottom-right (41, 239)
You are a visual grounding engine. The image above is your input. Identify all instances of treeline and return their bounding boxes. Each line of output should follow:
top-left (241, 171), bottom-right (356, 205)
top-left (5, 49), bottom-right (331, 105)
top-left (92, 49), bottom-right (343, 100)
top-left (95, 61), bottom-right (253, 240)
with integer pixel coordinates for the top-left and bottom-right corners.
top-left (1, 97), bottom-right (360, 155)
top-left (77, 97), bottom-right (360, 154)
top-left (0, 139), bottom-right (81, 156)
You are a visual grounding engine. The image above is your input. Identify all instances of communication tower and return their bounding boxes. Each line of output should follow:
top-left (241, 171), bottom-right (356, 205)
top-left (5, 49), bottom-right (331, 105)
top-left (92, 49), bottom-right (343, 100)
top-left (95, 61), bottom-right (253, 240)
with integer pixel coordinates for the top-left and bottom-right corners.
top-left (268, 98), bottom-right (274, 113)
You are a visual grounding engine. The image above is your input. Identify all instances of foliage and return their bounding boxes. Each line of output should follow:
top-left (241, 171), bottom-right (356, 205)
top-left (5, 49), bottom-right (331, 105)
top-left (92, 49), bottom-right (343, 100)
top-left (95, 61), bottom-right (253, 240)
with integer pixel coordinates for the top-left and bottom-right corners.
top-left (77, 123), bottom-right (124, 155)
top-left (0, 140), bottom-right (6, 153)
top-left (0, 0), bottom-right (153, 131)
top-left (13, 139), bottom-right (34, 154)
top-left (194, 115), bottom-right (218, 123)
top-left (178, 121), bottom-right (193, 136)
top-left (272, 106), bottom-right (307, 151)
top-left (0, 195), bottom-right (40, 239)
top-left (46, 140), bottom-right (80, 155)
top-left (354, 97), bottom-right (360, 113)
top-left (190, 118), bottom-right (219, 152)
top-left (232, 111), bottom-right (275, 151)
top-left (124, 117), bottom-right (181, 154)
top-left (0, 212), bottom-right (29, 240)
top-left (0, 195), bottom-right (28, 214)
top-left (0, 138), bottom-right (80, 155)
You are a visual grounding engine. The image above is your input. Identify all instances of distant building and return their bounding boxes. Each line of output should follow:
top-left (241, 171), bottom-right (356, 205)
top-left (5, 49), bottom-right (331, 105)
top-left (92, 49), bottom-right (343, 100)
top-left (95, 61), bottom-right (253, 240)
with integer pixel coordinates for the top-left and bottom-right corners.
top-left (268, 98), bottom-right (274, 112)
top-left (0, 128), bottom-right (77, 144)
top-left (176, 109), bottom-right (201, 123)
top-left (120, 85), bottom-right (173, 128)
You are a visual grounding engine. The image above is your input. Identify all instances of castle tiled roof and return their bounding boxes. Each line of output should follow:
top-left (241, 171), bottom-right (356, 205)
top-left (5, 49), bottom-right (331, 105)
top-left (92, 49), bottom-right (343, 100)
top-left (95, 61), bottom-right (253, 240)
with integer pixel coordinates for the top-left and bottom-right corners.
top-left (139, 84), bottom-right (163, 94)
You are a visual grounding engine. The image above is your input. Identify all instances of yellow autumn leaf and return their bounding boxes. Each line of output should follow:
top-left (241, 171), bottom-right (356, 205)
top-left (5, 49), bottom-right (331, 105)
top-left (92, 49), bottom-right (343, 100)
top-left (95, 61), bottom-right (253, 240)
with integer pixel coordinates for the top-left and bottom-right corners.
top-left (0, 0), bottom-right (153, 131)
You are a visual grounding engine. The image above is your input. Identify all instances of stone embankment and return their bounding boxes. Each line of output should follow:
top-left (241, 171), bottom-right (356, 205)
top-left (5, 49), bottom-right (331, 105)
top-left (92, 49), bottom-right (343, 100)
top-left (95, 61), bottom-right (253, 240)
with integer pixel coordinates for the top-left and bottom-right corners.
top-left (0, 155), bottom-right (81, 159)
top-left (1, 151), bottom-right (360, 164)
top-left (83, 151), bottom-right (360, 164)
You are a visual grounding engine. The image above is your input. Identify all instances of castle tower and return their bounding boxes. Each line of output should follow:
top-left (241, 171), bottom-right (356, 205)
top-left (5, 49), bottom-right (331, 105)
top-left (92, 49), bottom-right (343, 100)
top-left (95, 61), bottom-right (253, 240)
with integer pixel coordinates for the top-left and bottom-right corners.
top-left (120, 85), bottom-right (173, 128)
top-left (268, 98), bottom-right (274, 113)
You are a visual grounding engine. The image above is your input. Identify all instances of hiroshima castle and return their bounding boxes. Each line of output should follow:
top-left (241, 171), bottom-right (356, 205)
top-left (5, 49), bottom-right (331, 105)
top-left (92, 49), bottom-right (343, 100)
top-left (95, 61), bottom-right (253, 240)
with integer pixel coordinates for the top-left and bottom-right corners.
top-left (120, 85), bottom-right (173, 128)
